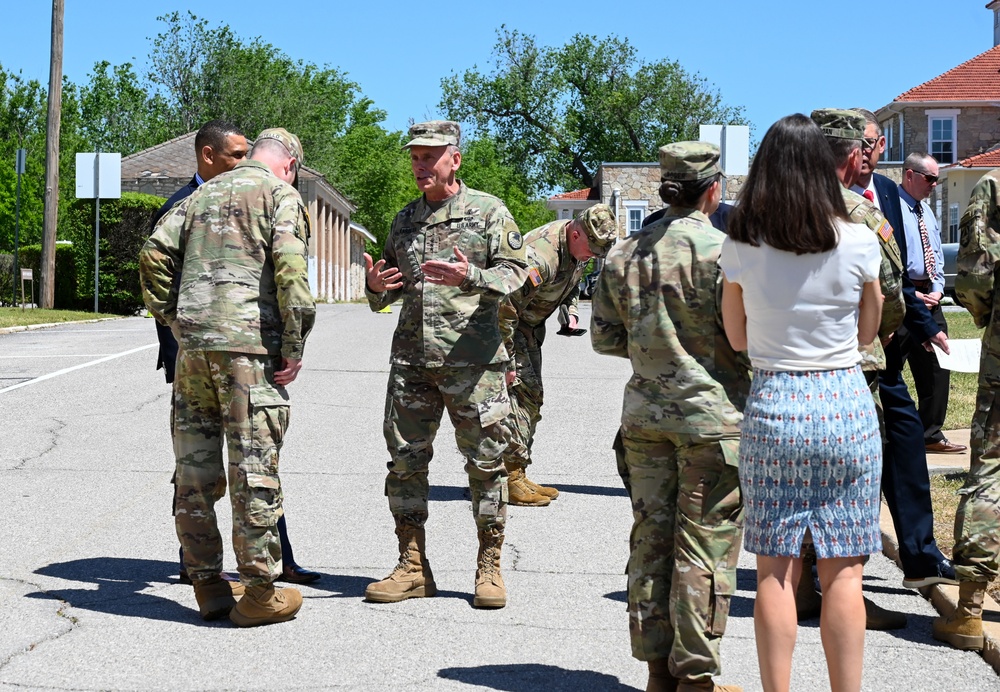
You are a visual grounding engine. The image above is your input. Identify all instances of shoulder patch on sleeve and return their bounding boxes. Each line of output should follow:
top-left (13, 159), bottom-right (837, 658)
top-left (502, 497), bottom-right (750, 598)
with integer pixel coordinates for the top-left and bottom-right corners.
top-left (877, 218), bottom-right (892, 243)
top-left (508, 231), bottom-right (523, 250)
top-left (528, 266), bottom-right (543, 287)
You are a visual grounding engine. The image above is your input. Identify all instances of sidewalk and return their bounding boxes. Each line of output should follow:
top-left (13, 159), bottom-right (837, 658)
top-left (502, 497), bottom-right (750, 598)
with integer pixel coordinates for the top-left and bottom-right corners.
top-left (882, 428), bottom-right (1000, 674)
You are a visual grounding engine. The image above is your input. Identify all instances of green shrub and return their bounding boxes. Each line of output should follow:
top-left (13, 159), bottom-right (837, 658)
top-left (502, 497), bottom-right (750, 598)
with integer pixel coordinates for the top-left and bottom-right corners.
top-left (0, 254), bottom-right (12, 306)
top-left (61, 192), bottom-right (165, 315)
top-left (17, 243), bottom-right (79, 309)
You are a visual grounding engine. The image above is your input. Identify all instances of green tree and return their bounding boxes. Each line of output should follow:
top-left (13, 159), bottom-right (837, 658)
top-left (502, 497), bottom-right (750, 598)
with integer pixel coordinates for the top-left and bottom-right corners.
top-left (440, 27), bottom-right (750, 191)
top-left (79, 61), bottom-right (171, 154)
top-left (0, 66), bottom-right (47, 252)
top-left (146, 11), bottom-right (217, 132)
top-left (458, 136), bottom-right (553, 233)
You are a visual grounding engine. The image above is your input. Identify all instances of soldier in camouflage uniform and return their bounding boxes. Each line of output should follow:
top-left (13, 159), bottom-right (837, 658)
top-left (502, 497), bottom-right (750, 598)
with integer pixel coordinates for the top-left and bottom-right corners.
top-left (794, 109), bottom-right (908, 630)
top-left (498, 204), bottom-right (618, 506)
top-left (934, 168), bottom-right (1000, 650)
top-left (363, 121), bottom-right (529, 609)
top-left (140, 128), bottom-right (314, 628)
top-left (591, 142), bottom-right (747, 692)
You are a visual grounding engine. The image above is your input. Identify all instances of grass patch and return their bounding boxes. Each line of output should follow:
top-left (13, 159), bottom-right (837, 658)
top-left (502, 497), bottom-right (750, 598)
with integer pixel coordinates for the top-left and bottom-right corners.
top-left (902, 309), bottom-right (981, 431)
top-left (0, 307), bottom-right (123, 329)
top-left (929, 473), bottom-right (1000, 603)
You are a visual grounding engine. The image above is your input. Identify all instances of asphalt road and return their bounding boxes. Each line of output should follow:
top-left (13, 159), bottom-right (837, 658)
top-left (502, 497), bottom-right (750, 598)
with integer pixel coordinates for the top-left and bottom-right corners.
top-left (0, 303), bottom-right (997, 691)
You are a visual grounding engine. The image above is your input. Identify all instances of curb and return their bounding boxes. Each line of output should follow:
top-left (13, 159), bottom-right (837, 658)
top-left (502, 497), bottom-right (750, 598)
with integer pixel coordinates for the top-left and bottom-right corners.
top-left (879, 507), bottom-right (1000, 674)
top-left (0, 316), bottom-right (127, 335)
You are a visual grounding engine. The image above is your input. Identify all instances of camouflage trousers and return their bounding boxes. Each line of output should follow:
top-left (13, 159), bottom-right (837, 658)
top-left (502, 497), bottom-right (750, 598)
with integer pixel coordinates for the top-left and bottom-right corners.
top-left (952, 387), bottom-right (1000, 582)
top-left (171, 349), bottom-right (287, 587)
top-left (615, 429), bottom-right (744, 681)
top-left (503, 326), bottom-right (544, 469)
top-left (383, 363), bottom-right (511, 530)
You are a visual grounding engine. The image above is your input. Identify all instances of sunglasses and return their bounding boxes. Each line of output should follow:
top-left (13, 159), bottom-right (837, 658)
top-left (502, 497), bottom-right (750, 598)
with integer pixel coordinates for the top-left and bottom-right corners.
top-left (907, 169), bottom-right (939, 184)
top-left (862, 137), bottom-right (880, 151)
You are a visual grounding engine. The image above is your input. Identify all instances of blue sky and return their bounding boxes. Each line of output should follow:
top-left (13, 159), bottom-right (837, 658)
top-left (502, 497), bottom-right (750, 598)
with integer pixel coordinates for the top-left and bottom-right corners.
top-left (2, 1), bottom-right (995, 153)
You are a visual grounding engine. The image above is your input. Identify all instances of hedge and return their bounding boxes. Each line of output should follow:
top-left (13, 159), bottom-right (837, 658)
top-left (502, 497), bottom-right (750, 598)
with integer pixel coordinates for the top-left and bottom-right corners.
top-left (17, 243), bottom-right (78, 309)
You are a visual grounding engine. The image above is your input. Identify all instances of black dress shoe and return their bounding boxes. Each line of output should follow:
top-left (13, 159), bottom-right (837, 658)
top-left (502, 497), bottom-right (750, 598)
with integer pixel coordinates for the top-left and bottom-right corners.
top-left (278, 564), bottom-right (321, 584)
top-left (902, 558), bottom-right (959, 589)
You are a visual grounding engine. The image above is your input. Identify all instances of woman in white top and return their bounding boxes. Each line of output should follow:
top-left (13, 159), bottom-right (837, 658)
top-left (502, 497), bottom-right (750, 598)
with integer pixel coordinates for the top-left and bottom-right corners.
top-left (719, 114), bottom-right (883, 692)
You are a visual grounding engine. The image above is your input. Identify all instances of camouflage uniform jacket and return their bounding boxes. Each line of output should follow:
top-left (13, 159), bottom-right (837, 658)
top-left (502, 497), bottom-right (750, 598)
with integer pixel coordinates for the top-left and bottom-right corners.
top-left (367, 182), bottom-right (529, 367)
top-left (590, 206), bottom-right (750, 436)
top-left (499, 219), bottom-right (584, 363)
top-left (139, 159), bottom-right (315, 360)
top-left (842, 187), bottom-right (905, 370)
top-left (957, 168), bottom-right (1000, 388)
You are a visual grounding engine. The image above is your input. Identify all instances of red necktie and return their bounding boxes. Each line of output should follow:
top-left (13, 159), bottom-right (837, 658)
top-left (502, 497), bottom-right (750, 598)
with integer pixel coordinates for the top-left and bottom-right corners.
top-left (863, 190), bottom-right (875, 203)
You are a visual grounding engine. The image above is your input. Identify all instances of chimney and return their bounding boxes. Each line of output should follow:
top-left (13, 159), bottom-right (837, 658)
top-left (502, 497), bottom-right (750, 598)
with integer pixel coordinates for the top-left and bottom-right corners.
top-left (991, 0), bottom-right (1000, 47)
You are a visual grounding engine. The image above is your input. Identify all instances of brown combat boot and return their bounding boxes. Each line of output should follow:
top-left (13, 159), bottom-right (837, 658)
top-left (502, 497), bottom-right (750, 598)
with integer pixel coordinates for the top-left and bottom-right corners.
top-left (229, 583), bottom-right (302, 627)
top-left (193, 576), bottom-right (240, 621)
top-left (933, 581), bottom-right (987, 650)
top-left (864, 596), bottom-right (906, 630)
top-left (365, 517), bottom-right (437, 603)
top-left (522, 472), bottom-right (559, 500)
top-left (507, 466), bottom-right (550, 507)
top-left (474, 525), bottom-right (506, 608)
top-left (646, 659), bottom-right (678, 692)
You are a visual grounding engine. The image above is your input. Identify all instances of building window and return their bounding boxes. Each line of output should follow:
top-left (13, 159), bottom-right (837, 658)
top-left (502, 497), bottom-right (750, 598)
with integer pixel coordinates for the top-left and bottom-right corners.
top-left (623, 201), bottom-right (648, 235)
top-left (559, 208), bottom-right (572, 220)
top-left (949, 203), bottom-right (960, 243)
top-left (926, 109), bottom-right (958, 164)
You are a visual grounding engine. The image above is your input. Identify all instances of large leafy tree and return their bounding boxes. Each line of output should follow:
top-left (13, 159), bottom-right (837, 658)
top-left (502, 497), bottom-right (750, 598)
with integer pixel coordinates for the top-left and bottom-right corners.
top-left (78, 61), bottom-right (172, 154)
top-left (441, 28), bottom-right (750, 191)
top-left (0, 67), bottom-right (48, 252)
top-left (458, 136), bottom-right (553, 233)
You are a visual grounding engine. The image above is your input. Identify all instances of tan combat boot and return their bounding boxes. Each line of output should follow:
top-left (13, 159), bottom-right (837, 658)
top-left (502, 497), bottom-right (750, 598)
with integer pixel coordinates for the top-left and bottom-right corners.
top-left (933, 580), bottom-right (987, 650)
top-left (193, 576), bottom-right (240, 621)
top-left (864, 596), bottom-right (906, 630)
top-left (522, 472), bottom-right (559, 500)
top-left (474, 525), bottom-right (506, 608)
top-left (507, 465), bottom-right (550, 507)
top-left (646, 659), bottom-right (678, 692)
top-left (677, 680), bottom-right (742, 692)
top-left (229, 583), bottom-right (302, 627)
top-left (365, 517), bottom-right (437, 603)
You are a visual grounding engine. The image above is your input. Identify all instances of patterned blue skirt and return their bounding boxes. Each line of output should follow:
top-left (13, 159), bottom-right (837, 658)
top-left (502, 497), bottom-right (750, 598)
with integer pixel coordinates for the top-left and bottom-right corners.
top-left (740, 365), bottom-right (882, 559)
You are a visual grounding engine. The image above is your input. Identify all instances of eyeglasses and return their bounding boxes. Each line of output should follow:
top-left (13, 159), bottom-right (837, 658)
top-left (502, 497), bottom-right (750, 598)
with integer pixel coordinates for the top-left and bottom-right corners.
top-left (907, 169), bottom-right (939, 184)
top-left (862, 137), bottom-right (879, 151)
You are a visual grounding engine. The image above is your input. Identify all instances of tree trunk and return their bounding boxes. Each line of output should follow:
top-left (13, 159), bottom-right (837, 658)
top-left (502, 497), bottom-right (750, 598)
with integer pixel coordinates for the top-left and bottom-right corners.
top-left (40, 0), bottom-right (64, 309)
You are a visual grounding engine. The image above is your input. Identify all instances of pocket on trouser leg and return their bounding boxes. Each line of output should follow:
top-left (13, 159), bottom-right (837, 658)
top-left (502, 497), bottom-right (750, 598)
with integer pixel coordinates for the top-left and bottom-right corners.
top-left (249, 384), bottom-right (290, 451)
top-left (242, 463), bottom-right (283, 528)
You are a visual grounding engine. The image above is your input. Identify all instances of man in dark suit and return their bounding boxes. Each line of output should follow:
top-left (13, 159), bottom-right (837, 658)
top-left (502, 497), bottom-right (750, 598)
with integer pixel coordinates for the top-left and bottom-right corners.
top-left (851, 108), bottom-right (957, 590)
top-left (642, 200), bottom-right (733, 232)
top-left (151, 120), bottom-right (319, 586)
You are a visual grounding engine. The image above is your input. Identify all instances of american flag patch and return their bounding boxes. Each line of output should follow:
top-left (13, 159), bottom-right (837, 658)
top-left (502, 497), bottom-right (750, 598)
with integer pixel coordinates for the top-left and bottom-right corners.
top-left (528, 267), bottom-right (543, 287)
top-left (877, 219), bottom-right (892, 243)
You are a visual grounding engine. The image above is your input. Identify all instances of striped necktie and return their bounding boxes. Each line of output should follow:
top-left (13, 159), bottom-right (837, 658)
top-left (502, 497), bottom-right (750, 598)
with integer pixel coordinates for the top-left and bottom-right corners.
top-left (915, 203), bottom-right (936, 280)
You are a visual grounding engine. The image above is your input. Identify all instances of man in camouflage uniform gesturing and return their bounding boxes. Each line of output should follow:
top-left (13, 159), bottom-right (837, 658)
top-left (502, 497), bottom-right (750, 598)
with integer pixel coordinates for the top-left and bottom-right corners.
top-left (592, 142), bottom-right (747, 692)
top-left (363, 121), bottom-right (529, 608)
top-left (936, 168), bottom-right (1000, 650)
top-left (140, 128), bottom-right (314, 627)
top-left (498, 204), bottom-right (618, 506)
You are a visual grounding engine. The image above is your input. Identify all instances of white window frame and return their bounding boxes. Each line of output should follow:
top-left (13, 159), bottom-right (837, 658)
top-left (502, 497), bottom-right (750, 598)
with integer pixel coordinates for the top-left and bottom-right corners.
top-left (926, 109), bottom-right (959, 165)
top-left (559, 208), bottom-right (573, 220)
top-left (949, 203), bottom-right (960, 243)
top-left (624, 201), bottom-right (648, 236)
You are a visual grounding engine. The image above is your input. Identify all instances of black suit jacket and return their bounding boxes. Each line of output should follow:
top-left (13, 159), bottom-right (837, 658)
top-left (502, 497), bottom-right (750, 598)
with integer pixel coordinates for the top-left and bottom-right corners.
top-left (872, 172), bottom-right (939, 344)
top-left (150, 176), bottom-right (199, 382)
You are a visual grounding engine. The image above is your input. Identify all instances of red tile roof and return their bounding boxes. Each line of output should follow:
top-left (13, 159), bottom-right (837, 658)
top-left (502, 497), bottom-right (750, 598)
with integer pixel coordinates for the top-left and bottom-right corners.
top-left (956, 147), bottom-right (1000, 168)
top-left (894, 45), bottom-right (1000, 102)
top-left (549, 187), bottom-right (598, 201)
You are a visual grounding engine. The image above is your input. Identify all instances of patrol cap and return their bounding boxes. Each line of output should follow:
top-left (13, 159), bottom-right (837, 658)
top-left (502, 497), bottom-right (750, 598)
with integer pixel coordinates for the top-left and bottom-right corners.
top-left (659, 142), bottom-right (722, 182)
top-left (255, 128), bottom-right (304, 171)
top-left (809, 109), bottom-right (865, 141)
top-left (576, 203), bottom-right (618, 257)
top-left (403, 120), bottom-right (461, 149)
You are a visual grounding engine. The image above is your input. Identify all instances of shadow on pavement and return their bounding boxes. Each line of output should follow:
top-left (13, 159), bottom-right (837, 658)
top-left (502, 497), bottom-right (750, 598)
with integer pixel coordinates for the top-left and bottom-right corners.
top-left (308, 574), bottom-right (472, 604)
top-left (438, 663), bottom-right (639, 690)
top-left (429, 485), bottom-right (471, 502)
top-left (550, 484), bottom-right (628, 498)
top-left (26, 557), bottom-right (201, 624)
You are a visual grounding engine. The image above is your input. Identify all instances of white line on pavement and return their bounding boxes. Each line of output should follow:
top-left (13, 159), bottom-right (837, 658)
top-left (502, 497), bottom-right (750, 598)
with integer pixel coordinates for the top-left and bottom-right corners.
top-left (0, 343), bottom-right (157, 395)
top-left (0, 355), bottom-right (121, 358)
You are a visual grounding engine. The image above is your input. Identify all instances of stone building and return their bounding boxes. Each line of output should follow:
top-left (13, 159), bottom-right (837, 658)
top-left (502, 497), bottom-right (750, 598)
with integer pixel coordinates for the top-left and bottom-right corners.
top-left (873, 1), bottom-right (1000, 241)
top-left (548, 162), bottom-right (744, 237)
top-left (121, 131), bottom-right (374, 301)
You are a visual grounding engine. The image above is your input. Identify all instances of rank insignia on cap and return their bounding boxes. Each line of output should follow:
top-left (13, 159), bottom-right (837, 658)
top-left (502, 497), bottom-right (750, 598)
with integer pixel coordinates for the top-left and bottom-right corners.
top-left (507, 231), bottom-right (523, 250)
top-left (877, 219), bottom-right (892, 243)
top-left (528, 267), bottom-right (543, 287)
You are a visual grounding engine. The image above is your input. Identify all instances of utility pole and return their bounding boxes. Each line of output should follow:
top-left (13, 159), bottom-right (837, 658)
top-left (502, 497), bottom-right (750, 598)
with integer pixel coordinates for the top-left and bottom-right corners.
top-left (40, 0), bottom-right (64, 309)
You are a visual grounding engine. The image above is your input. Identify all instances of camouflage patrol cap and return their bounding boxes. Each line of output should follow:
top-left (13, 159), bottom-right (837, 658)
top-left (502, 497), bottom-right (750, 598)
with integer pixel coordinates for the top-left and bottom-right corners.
top-left (576, 203), bottom-right (618, 257)
top-left (659, 142), bottom-right (723, 182)
top-left (809, 109), bottom-right (865, 140)
top-left (403, 120), bottom-right (461, 149)
top-left (255, 128), bottom-right (304, 170)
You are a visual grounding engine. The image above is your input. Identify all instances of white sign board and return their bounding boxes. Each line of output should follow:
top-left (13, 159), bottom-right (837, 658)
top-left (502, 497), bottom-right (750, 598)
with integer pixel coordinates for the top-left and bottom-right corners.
top-left (698, 124), bottom-right (750, 176)
top-left (75, 153), bottom-right (121, 199)
top-left (20, 268), bottom-right (32, 280)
